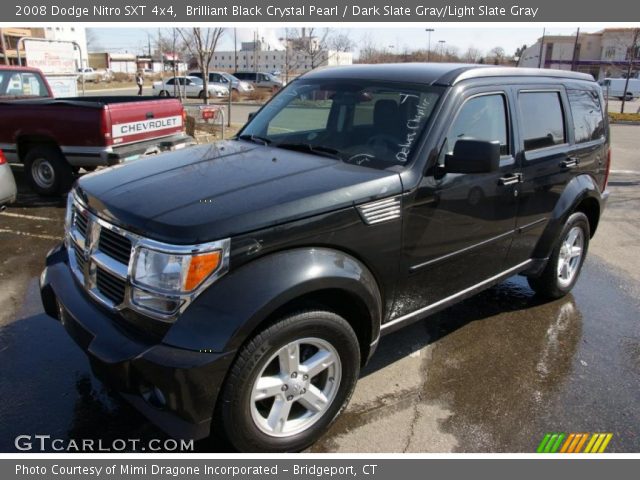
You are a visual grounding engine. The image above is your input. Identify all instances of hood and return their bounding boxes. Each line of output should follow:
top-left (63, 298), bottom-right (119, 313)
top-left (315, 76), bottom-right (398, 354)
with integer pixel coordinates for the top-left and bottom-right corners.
top-left (76, 140), bottom-right (402, 244)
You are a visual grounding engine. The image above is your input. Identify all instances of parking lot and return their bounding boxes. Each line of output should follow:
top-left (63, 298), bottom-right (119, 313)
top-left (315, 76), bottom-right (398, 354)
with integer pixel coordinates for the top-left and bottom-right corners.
top-left (0, 125), bottom-right (638, 452)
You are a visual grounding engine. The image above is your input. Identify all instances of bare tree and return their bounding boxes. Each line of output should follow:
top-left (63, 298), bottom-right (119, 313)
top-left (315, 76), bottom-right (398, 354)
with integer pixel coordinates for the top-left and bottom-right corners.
top-left (86, 29), bottom-right (103, 52)
top-left (289, 28), bottom-right (331, 70)
top-left (514, 44), bottom-right (527, 66)
top-left (329, 33), bottom-right (355, 53)
top-left (462, 46), bottom-right (483, 64)
top-left (620, 29), bottom-right (639, 113)
top-left (489, 46), bottom-right (507, 65)
top-left (177, 28), bottom-right (225, 104)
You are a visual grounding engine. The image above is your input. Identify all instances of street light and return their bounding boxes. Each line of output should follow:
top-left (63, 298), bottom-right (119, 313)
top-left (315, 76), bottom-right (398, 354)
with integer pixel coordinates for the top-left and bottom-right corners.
top-left (438, 40), bottom-right (446, 60)
top-left (425, 28), bottom-right (434, 62)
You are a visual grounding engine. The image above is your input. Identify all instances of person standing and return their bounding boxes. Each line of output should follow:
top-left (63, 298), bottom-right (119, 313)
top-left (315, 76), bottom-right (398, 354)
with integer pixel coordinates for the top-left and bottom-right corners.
top-left (136, 71), bottom-right (144, 96)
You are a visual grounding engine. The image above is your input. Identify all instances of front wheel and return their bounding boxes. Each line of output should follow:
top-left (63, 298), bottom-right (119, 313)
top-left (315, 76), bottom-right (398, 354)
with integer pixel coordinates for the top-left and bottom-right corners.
top-left (217, 310), bottom-right (360, 452)
top-left (528, 212), bottom-right (590, 298)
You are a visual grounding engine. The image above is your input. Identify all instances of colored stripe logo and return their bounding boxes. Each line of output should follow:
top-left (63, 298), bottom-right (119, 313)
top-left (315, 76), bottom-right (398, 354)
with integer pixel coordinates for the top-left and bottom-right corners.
top-left (537, 433), bottom-right (613, 453)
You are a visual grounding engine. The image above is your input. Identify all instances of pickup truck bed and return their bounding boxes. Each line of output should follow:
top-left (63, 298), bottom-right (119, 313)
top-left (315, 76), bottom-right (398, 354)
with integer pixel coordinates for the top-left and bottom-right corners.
top-left (0, 66), bottom-right (193, 195)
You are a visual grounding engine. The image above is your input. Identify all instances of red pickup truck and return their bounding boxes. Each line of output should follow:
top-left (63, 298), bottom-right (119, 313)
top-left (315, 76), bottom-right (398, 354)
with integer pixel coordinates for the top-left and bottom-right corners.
top-left (0, 66), bottom-right (193, 195)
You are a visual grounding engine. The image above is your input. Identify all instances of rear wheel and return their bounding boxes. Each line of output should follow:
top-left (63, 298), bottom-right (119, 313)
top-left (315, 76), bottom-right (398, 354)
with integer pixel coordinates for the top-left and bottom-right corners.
top-left (159, 90), bottom-right (169, 97)
top-left (528, 212), bottom-right (590, 298)
top-left (24, 146), bottom-right (74, 196)
top-left (217, 310), bottom-right (360, 452)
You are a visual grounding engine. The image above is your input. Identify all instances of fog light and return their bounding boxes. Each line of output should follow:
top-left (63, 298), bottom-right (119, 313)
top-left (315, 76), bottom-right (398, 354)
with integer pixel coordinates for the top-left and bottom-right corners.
top-left (131, 287), bottom-right (181, 315)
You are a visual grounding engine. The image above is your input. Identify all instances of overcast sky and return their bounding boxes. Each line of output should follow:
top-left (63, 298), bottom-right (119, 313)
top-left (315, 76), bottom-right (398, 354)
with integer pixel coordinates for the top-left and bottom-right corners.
top-left (89, 27), bottom-right (606, 58)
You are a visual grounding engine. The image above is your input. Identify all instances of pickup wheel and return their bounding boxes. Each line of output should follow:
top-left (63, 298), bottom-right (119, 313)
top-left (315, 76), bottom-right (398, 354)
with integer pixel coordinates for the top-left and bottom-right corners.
top-left (528, 212), bottom-right (590, 299)
top-left (24, 146), bottom-right (75, 196)
top-left (198, 90), bottom-right (207, 99)
top-left (217, 310), bottom-right (360, 452)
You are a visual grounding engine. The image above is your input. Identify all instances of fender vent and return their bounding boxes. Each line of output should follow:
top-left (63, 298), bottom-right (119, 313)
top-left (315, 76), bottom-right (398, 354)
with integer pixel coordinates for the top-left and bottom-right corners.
top-left (357, 197), bottom-right (402, 225)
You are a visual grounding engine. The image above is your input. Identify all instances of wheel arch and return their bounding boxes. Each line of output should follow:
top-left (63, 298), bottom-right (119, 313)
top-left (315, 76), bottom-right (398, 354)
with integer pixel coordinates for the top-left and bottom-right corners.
top-left (163, 247), bottom-right (383, 366)
top-left (16, 134), bottom-right (61, 162)
top-left (531, 174), bottom-right (604, 260)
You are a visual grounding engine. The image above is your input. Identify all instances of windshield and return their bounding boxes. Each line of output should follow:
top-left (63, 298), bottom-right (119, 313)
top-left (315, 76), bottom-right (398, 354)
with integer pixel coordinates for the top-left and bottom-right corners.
top-left (239, 79), bottom-right (441, 169)
top-left (222, 73), bottom-right (237, 83)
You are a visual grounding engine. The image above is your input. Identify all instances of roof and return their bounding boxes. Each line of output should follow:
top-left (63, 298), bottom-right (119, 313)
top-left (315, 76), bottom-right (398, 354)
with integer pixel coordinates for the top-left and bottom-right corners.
top-left (301, 63), bottom-right (595, 86)
top-left (0, 65), bottom-right (44, 73)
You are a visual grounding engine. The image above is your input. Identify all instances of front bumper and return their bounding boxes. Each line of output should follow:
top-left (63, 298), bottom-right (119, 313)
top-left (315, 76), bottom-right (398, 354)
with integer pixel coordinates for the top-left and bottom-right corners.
top-left (40, 244), bottom-right (235, 440)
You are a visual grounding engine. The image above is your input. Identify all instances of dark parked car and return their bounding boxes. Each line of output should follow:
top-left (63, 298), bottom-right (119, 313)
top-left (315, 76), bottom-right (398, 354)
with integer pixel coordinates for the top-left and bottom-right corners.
top-left (41, 64), bottom-right (610, 452)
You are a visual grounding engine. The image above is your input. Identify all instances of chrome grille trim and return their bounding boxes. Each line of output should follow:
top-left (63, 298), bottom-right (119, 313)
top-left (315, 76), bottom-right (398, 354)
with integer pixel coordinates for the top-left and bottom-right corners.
top-left (65, 191), bottom-right (231, 323)
top-left (357, 196), bottom-right (402, 225)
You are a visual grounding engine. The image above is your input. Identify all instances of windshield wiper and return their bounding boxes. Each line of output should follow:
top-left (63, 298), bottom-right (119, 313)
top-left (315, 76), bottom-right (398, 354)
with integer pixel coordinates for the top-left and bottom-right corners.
top-left (275, 142), bottom-right (342, 160)
top-left (237, 134), bottom-right (272, 146)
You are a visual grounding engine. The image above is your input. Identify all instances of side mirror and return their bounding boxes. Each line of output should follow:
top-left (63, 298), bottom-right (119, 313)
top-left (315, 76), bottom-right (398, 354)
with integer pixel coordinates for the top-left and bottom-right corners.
top-left (248, 112), bottom-right (256, 121)
top-left (444, 139), bottom-right (501, 174)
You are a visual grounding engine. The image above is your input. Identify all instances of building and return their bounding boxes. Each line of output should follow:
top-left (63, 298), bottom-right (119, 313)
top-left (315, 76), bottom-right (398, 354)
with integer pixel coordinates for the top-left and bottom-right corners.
top-left (519, 28), bottom-right (640, 80)
top-left (88, 52), bottom-right (137, 73)
top-left (0, 28), bottom-right (45, 65)
top-left (209, 37), bottom-right (352, 74)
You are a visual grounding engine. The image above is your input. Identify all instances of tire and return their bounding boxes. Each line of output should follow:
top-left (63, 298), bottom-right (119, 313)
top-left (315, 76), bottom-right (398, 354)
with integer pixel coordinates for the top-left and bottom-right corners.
top-left (24, 146), bottom-right (74, 196)
top-left (217, 310), bottom-right (360, 452)
top-left (159, 90), bottom-right (168, 97)
top-left (528, 212), bottom-right (590, 299)
top-left (198, 90), bottom-right (206, 99)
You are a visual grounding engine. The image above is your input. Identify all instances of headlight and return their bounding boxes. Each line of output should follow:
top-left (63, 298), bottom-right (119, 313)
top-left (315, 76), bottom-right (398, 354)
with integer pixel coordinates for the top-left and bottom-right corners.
top-left (133, 246), bottom-right (226, 294)
top-left (130, 239), bottom-right (230, 317)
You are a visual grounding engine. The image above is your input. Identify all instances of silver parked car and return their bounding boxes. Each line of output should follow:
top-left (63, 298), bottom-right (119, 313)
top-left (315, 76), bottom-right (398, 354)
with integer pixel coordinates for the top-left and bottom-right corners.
top-left (188, 71), bottom-right (254, 94)
top-left (0, 150), bottom-right (17, 207)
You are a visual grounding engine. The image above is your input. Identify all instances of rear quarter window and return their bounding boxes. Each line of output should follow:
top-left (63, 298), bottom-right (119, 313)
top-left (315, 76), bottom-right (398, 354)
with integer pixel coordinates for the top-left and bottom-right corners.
top-left (567, 89), bottom-right (605, 143)
top-left (519, 91), bottom-right (566, 151)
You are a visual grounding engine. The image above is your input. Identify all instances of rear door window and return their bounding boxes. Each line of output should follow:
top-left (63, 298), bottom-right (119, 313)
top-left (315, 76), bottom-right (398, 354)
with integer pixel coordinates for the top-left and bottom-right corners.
top-left (567, 89), bottom-right (605, 143)
top-left (519, 91), bottom-right (566, 151)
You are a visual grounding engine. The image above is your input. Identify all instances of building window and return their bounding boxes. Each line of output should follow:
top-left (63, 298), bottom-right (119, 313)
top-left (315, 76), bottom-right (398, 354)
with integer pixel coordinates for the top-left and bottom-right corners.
top-left (605, 46), bottom-right (616, 59)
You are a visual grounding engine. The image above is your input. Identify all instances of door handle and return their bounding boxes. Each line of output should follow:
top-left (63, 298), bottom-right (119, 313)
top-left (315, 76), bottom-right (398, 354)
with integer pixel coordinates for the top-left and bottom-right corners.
top-left (499, 173), bottom-right (522, 186)
top-left (560, 157), bottom-right (580, 169)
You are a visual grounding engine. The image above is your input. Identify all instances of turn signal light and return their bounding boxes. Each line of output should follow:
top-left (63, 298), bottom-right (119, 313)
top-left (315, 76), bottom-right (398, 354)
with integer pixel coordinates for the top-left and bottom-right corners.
top-left (185, 251), bottom-right (222, 291)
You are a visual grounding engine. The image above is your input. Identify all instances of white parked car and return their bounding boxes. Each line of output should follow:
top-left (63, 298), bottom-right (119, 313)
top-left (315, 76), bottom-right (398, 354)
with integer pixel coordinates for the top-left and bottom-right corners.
top-left (77, 67), bottom-right (103, 83)
top-left (599, 78), bottom-right (640, 100)
top-left (152, 76), bottom-right (229, 99)
top-left (0, 150), bottom-right (17, 207)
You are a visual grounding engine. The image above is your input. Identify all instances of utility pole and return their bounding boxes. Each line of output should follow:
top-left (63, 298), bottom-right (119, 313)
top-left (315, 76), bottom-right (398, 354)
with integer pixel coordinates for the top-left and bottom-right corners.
top-left (621, 28), bottom-right (640, 114)
top-left (233, 27), bottom-right (237, 72)
top-left (571, 28), bottom-right (580, 71)
top-left (425, 28), bottom-right (434, 62)
top-left (254, 30), bottom-right (258, 83)
top-left (538, 27), bottom-right (546, 68)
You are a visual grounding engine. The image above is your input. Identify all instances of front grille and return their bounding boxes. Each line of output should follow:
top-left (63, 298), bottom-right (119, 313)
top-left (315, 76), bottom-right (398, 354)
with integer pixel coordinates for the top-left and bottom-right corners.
top-left (73, 242), bottom-right (86, 271)
top-left (74, 208), bottom-right (88, 238)
top-left (99, 228), bottom-right (132, 265)
top-left (96, 267), bottom-right (126, 305)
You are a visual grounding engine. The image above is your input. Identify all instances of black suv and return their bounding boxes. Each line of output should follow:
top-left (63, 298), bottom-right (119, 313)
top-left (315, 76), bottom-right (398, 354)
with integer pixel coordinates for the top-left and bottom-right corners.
top-left (41, 64), bottom-right (610, 452)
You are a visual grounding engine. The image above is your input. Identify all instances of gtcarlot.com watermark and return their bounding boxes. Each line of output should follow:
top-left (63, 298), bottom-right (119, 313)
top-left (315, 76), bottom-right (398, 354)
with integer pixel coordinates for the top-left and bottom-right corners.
top-left (15, 435), bottom-right (194, 452)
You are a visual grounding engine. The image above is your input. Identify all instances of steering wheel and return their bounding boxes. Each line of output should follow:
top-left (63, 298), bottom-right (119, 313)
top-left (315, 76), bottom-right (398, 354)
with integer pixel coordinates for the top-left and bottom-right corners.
top-left (367, 134), bottom-right (399, 152)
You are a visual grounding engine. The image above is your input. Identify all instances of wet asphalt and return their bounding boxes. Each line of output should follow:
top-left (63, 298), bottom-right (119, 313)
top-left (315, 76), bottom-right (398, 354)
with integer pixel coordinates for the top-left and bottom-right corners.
top-left (0, 125), bottom-right (638, 453)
